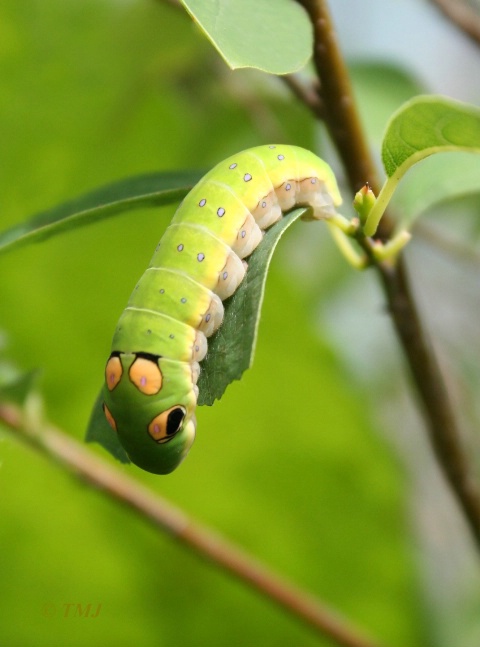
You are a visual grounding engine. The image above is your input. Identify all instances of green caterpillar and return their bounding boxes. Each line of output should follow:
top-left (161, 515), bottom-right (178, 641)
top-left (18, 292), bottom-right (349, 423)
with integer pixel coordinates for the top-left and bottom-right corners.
top-left (103, 145), bottom-right (342, 474)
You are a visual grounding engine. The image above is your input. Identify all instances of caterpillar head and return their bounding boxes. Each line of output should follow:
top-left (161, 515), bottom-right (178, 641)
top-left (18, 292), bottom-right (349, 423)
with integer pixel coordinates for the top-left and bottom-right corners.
top-left (102, 352), bottom-right (197, 474)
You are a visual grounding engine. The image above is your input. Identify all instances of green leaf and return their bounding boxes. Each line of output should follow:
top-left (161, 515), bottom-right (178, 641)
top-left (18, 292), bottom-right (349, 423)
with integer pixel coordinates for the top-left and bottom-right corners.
top-left (382, 95), bottom-right (480, 178)
top-left (85, 389), bottom-right (131, 464)
top-left (0, 171), bottom-right (201, 258)
top-left (364, 95), bottom-right (480, 236)
top-left (180, 0), bottom-right (312, 73)
top-left (198, 207), bottom-right (308, 405)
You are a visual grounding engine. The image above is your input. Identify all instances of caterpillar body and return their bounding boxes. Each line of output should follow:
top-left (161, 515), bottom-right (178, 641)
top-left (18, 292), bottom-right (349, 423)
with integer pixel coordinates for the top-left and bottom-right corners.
top-left (103, 145), bottom-right (342, 474)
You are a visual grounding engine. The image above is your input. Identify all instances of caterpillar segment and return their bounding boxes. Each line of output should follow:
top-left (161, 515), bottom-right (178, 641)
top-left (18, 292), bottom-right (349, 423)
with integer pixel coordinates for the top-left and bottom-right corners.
top-left (102, 145), bottom-right (342, 474)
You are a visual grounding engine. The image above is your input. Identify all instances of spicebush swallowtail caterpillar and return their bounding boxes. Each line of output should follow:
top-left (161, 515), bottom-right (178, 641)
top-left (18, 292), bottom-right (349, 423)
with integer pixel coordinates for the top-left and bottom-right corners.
top-left (103, 145), bottom-right (342, 474)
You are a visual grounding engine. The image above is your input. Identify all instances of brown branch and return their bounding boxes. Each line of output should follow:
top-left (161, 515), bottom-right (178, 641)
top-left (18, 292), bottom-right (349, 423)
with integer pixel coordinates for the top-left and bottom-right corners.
top-left (429, 0), bottom-right (480, 48)
top-left (378, 263), bottom-right (480, 541)
top-left (0, 402), bottom-right (386, 647)
top-left (295, 0), bottom-right (381, 196)
top-left (296, 0), bottom-right (480, 547)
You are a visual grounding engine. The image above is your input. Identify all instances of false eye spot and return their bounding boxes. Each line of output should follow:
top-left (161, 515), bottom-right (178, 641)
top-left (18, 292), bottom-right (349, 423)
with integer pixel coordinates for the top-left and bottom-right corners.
top-left (217, 207), bottom-right (225, 217)
top-left (244, 173), bottom-right (252, 182)
top-left (148, 406), bottom-right (186, 443)
top-left (177, 244), bottom-right (184, 252)
top-left (229, 162), bottom-right (237, 169)
top-left (103, 403), bottom-right (117, 431)
top-left (129, 356), bottom-right (162, 395)
top-left (105, 355), bottom-right (122, 391)
top-left (197, 253), bottom-right (205, 262)
top-left (199, 198), bottom-right (206, 207)
top-left (277, 154), bottom-right (285, 160)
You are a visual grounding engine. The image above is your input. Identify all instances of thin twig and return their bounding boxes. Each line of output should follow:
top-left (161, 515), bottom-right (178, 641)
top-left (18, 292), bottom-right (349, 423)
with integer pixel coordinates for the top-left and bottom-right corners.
top-left (281, 74), bottom-right (325, 120)
top-left (0, 402), bottom-right (386, 647)
top-left (429, 0), bottom-right (480, 47)
top-left (296, 0), bottom-right (480, 547)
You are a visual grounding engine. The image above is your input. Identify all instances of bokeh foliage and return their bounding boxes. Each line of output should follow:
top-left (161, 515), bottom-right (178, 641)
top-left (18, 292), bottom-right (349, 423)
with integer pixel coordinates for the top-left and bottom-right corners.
top-left (0, 1), bottom-right (439, 645)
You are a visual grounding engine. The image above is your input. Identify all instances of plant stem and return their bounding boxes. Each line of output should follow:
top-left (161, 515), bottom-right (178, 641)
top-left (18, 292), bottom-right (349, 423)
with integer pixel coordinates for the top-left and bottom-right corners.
top-left (296, 0), bottom-right (381, 196)
top-left (0, 402), bottom-right (386, 647)
top-left (296, 0), bottom-right (480, 547)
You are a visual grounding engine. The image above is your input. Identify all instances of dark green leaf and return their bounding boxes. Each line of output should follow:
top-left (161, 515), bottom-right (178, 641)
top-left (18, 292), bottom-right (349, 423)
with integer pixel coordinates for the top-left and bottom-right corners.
top-left (85, 389), bottom-right (131, 464)
top-left (0, 171), bottom-right (202, 258)
top-left (198, 207), bottom-right (308, 405)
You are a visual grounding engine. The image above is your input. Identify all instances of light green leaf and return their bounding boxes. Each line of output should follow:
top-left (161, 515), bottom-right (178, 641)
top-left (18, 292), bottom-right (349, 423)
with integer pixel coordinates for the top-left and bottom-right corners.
top-left (180, 0), bottom-right (312, 73)
top-left (364, 95), bottom-right (480, 236)
top-left (382, 95), bottom-right (480, 177)
top-left (198, 207), bottom-right (307, 405)
top-left (0, 171), bottom-right (201, 258)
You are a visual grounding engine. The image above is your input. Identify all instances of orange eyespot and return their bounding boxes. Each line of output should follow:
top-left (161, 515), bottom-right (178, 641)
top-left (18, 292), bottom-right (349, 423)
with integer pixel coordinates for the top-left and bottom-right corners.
top-left (148, 406), bottom-right (186, 443)
top-left (129, 356), bottom-right (163, 395)
top-left (105, 356), bottom-right (123, 391)
top-left (103, 403), bottom-right (117, 431)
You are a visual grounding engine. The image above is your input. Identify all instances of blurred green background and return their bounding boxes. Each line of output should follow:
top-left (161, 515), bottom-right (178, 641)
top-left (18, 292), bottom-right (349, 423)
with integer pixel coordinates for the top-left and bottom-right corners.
top-left (1, 1), bottom-right (480, 646)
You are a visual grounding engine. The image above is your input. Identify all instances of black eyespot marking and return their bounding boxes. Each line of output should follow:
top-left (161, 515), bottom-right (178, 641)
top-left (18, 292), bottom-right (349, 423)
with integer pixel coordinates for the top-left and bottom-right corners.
top-left (169, 334), bottom-right (175, 339)
top-left (135, 351), bottom-right (161, 362)
top-left (244, 173), bottom-right (252, 182)
top-left (199, 198), bottom-right (206, 207)
top-left (159, 288), bottom-right (165, 294)
top-left (217, 207), bottom-right (225, 217)
top-left (197, 253), bottom-right (205, 262)
top-left (177, 244), bottom-right (184, 252)
top-left (167, 407), bottom-right (185, 436)
top-left (180, 297), bottom-right (187, 303)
